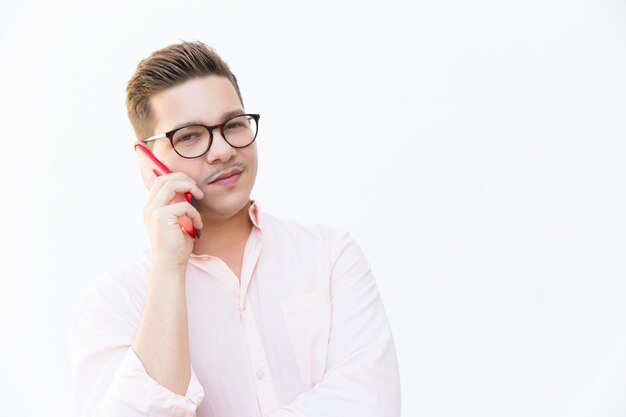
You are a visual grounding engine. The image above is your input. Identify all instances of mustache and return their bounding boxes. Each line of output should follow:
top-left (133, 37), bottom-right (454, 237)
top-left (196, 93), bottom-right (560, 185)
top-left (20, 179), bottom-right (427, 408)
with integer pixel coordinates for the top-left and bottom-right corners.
top-left (203, 161), bottom-right (247, 183)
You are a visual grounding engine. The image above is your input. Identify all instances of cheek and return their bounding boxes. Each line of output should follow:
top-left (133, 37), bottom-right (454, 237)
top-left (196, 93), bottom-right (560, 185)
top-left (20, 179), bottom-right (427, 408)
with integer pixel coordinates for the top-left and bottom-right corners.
top-left (173, 162), bottom-right (204, 179)
top-left (244, 145), bottom-right (258, 169)
top-left (157, 153), bottom-right (203, 178)
top-left (243, 149), bottom-right (258, 181)
top-left (152, 143), bottom-right (180, 172)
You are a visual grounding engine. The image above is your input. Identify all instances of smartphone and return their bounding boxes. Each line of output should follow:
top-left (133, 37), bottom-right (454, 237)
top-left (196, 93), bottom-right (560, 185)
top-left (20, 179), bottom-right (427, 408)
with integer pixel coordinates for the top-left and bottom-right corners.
top-left (134, 142), bottom-right (200, 239)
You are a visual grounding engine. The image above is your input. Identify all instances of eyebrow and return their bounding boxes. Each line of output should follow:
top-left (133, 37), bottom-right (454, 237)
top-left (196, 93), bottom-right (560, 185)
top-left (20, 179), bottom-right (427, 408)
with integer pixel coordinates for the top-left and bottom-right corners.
top-left (169, 109), bottom-right (245, 131)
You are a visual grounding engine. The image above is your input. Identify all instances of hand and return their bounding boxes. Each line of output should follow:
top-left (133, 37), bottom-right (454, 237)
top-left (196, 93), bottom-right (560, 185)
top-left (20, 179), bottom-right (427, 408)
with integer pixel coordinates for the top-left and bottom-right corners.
top-left (143, 171), bottom-right (204, 270)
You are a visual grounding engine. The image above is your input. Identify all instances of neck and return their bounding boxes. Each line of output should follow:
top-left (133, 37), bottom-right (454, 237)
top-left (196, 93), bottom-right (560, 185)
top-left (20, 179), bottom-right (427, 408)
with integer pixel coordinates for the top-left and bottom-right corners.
top-left (192, 200), bottom-right (253, 256)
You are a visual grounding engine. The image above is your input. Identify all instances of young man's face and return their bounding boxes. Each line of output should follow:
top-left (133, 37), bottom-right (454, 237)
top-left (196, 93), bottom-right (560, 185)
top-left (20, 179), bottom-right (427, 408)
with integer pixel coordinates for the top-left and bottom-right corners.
top-left (148, 75), bottom-right (258, 219)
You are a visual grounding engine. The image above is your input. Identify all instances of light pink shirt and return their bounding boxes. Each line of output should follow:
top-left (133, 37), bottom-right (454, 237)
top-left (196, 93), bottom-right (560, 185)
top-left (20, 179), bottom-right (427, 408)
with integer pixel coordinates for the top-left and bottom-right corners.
top-left (71, 202), bottom-right (400, 417)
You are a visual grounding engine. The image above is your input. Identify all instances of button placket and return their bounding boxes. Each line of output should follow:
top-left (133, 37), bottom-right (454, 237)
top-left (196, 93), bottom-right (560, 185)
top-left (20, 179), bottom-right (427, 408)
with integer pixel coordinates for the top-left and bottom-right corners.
top-left (242, 305), bottom-right (280, 414)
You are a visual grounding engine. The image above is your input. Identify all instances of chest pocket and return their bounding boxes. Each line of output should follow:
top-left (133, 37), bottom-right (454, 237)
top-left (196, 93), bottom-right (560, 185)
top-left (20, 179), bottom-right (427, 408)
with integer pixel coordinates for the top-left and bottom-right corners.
top-left (280, 288), bottom-right (331, 386)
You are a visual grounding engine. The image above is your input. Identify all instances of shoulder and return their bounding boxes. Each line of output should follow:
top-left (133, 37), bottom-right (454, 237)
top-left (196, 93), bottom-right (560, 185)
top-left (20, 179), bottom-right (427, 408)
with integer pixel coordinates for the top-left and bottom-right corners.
top-left (262, 211), bottom-right (348, 243)
top-left (73, 248), bottom-right (153, 315)
top-left (259, 211), bottom-right (360, 264)
top-left (71, 250), bottom-right (152, 353)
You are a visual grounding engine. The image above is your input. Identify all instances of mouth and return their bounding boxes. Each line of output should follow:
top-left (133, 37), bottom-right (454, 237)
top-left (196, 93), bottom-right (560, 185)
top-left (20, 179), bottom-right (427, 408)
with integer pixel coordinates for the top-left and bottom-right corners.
top-left (210, 168), bottom-right (243, 186)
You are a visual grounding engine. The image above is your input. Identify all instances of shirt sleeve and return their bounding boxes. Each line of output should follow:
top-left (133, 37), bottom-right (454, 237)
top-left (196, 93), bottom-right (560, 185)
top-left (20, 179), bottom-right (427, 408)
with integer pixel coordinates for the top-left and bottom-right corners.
top-left (71, 274), bottom-right (205, 417)
top-left (268, 231), bottom-right (401, 417)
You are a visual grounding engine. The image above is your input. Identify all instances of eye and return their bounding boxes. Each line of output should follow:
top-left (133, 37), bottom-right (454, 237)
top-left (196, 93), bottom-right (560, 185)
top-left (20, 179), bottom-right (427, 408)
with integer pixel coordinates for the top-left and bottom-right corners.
top-left (175, 134), bottom-right (196, 143)
top-left (172, 126), bottom-right (207, 145)
top-left (225, 115), bottom-right (254, 131)
top-left (225, 121), bottom-right (246, 131)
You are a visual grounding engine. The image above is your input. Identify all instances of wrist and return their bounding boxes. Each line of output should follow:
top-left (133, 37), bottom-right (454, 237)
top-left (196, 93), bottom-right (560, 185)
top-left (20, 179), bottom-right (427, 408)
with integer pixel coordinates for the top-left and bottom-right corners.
top-left (150, 259), bottom-right (188, 282)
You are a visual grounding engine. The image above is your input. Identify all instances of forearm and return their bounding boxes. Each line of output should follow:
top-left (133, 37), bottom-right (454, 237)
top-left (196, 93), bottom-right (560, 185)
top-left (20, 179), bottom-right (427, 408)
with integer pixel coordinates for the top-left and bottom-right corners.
top-left (132, 263), bottom-right (191, 395)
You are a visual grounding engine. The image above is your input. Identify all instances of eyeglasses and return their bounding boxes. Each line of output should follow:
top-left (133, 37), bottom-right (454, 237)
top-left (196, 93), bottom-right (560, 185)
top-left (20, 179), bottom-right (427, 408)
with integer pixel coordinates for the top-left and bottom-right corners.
top-left (143, 113), bottom-right (260, 159)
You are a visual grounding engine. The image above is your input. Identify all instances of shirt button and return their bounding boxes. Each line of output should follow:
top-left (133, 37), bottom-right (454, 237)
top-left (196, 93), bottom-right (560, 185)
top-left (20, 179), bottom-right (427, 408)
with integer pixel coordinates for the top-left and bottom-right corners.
top-left (256, 370), bottom-right (264, 380)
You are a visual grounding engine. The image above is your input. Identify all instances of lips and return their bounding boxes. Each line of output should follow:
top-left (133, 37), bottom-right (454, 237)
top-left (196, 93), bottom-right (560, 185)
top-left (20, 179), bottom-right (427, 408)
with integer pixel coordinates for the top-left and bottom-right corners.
top-left (211, 168), bottom-right (243, 184)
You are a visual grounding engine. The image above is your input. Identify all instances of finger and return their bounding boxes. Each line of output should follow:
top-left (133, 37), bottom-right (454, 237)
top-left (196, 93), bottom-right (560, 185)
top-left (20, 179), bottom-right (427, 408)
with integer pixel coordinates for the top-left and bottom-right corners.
top-left (158, 201), bottom-right (203, 230)
top-left (146, 172), bottom-right (198, 202)
top-left (150, 180), bottom-right (205, 209)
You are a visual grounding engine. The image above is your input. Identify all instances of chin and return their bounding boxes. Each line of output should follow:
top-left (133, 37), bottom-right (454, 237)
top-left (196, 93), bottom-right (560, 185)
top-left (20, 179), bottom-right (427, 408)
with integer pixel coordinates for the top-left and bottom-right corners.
top-left (199, 191), bottom-right (250, 218)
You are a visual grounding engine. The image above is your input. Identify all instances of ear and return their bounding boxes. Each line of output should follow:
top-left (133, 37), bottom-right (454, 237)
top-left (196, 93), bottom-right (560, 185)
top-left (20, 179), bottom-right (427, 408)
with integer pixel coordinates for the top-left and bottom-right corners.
top-left (137, 162), bottom-right (155, 189)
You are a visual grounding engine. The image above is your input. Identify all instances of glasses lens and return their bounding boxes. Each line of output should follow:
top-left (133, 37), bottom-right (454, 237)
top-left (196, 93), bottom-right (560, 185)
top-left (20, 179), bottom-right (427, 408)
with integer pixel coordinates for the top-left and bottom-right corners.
top-left (172, 125), bottom-right (211, 158)
top-left (223, 115), bottom-right (258, 147)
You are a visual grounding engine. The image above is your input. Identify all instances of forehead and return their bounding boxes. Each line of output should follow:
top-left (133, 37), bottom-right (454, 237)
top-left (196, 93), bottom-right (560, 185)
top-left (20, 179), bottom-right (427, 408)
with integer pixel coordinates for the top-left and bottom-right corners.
top-left (150, 75), bottom-right (243, 133)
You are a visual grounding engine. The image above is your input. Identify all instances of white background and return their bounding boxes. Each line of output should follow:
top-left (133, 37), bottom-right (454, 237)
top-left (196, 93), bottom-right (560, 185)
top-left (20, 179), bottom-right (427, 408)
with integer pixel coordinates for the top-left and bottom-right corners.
top-left (1, 0), bottom-right (625, 416)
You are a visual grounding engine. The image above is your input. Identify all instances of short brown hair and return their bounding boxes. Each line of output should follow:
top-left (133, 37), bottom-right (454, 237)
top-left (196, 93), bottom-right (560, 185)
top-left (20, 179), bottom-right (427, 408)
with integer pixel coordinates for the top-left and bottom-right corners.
top-left (125, 40), bottom-right (243, 141)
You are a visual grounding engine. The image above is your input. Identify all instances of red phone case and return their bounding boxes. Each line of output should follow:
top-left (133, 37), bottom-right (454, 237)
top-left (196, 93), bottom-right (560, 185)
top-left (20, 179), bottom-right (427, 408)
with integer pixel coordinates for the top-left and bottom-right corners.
top-left (134, 142), bottom-right (200, 239)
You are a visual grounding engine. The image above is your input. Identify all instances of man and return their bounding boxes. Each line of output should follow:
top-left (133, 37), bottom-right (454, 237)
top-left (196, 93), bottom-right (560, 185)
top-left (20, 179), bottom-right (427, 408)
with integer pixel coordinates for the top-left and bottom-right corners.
top-left (71, 40), bottom-right (400, 417)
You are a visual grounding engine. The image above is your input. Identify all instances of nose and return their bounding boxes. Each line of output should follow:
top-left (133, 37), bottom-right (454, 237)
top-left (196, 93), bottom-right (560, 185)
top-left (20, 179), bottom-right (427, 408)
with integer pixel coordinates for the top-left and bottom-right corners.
top-left (205, 130), bottom-right (236, 164)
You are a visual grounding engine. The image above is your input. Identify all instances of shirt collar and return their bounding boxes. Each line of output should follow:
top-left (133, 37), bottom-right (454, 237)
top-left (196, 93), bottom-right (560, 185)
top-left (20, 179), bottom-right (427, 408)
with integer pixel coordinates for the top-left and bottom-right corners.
top-left (190, 200), bottom-right (262, 255)
top-left (249, 200), bottom-right (261, 230)
top-left (188, 200), bottom-right (262, 263)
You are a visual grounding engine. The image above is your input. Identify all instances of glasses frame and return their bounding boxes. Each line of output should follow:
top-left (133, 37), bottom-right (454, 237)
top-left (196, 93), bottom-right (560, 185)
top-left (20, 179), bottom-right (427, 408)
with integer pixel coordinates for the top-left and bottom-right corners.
top-left (142, 113), bottom-right (260, 159)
